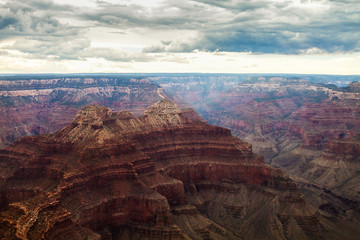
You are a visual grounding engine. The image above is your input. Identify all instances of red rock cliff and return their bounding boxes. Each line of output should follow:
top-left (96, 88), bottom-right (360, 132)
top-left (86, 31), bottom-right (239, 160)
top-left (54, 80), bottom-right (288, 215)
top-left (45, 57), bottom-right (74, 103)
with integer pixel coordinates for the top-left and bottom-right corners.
top-left (0, 100), bottom-right (358, 239)
top-left (0, 77), bottom-right (164, 148)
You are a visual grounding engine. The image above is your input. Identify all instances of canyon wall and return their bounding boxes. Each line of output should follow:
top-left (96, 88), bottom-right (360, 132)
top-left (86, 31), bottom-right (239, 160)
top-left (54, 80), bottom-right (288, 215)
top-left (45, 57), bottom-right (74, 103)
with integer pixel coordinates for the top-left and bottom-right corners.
top-left (1, 100), bottom-right (357, 239)
top-left (0, 76), bottom-right (163, 148)
top-left (156, 77), bottom-right (360, 220)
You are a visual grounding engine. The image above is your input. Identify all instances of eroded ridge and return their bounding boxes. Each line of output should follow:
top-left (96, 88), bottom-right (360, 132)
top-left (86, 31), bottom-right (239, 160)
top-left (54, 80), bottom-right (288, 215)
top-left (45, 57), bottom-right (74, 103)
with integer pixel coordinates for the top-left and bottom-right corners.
top-left (0, 100), bottom-right (358, 239)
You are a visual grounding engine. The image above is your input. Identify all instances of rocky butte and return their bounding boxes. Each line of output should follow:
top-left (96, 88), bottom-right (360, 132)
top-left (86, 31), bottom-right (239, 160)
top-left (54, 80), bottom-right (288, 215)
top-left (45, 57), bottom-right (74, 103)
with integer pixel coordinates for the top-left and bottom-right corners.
top-left (0, 100), bottom-right (359, 239)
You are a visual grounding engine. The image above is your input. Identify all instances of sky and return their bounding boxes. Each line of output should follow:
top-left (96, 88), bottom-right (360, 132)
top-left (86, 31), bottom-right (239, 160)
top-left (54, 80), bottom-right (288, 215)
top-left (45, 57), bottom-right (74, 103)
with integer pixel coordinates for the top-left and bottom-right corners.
top-left (0, 0), bottom-right (359, 74)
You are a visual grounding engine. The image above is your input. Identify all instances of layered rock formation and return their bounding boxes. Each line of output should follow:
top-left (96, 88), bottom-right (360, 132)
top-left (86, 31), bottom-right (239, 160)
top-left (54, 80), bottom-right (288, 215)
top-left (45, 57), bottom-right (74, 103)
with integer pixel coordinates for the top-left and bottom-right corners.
top-left (345, 81), bottom-right (360, 92)
top-left (157, 77), bottom-right (360, 221)
top-left (0, 76), bottom-right (163, 148)
top-left (1, 100), bottom-right (357, 239)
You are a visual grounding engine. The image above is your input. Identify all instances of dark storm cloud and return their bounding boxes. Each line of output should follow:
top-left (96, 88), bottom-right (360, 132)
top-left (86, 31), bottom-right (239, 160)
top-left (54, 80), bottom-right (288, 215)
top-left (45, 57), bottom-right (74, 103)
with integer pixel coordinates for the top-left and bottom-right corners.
top-left (0, 0), bottom-right (154, 62)
top-left (166, 20), bottom-right (360, 54)
top-left (7, 36), bottom-right (154, 62)
top-left (1, 0), bottom-right (360, 60)
top-left (80, 0), bottom-right (360, 54)
top-left (0, 0), bottom-right (79, 40)
top-left (190, 0), bottom-right (275, 12)
top-left (0, 16), bottom-right (17, 30)
top-left (82, 0), bottom-right (211, 30)
top-left (141, 0), bottom-right (360, 54)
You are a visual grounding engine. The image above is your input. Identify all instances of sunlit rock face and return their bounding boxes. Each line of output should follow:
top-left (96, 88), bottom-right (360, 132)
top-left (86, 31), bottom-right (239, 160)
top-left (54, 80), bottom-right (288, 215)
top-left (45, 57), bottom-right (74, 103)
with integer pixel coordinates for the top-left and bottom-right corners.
top-left (1, 100), bottom-right (357, 239)
top-left (0, 76), bottom-right (163, 148)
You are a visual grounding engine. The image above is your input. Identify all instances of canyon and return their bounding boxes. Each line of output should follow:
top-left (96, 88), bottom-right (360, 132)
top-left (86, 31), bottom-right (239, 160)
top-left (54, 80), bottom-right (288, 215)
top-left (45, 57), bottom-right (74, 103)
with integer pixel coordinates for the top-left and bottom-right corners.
top-left (156, 76), bottom-right (360, 223)
top-left (0, 75), bottom-right (163, 148)
top-left (1, 100), bottom-right (359, 239)
top-left (1, 74), bottom-right (360, 239)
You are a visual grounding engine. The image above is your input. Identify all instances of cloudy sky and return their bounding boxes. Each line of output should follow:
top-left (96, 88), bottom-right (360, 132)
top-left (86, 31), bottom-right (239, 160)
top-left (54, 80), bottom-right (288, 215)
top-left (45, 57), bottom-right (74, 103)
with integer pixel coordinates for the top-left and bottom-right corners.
top-left (0, 0), bottom-right (359, 74)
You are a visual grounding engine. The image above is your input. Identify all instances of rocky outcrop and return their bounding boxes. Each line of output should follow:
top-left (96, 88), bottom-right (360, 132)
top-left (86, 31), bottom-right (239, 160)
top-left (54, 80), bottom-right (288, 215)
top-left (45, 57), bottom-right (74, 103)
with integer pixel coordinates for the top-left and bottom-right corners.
top-left (1, 100), bottom-right (356, 239)
top-left (345, 81), bottom-right (360, 92)
top-left (0, 76), bottom-right (164, 148)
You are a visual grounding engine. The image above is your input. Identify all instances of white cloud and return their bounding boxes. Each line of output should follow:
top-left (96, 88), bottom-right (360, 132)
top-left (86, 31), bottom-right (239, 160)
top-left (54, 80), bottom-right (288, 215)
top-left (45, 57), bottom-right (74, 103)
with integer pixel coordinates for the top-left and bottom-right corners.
top-left (0, 0), bottom-right (359, 74)
top-left (1, 50), bottom-right (359, 75)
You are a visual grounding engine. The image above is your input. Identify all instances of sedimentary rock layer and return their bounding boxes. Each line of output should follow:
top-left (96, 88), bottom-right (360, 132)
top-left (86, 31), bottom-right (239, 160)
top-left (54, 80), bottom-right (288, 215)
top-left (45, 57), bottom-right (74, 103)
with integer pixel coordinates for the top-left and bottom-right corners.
top-left (0, 76), bottom-right (163, 148)
top-left (157, 77), bottom-right (360, 225)
top-left (0, 100), bottom-right (358, 239)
